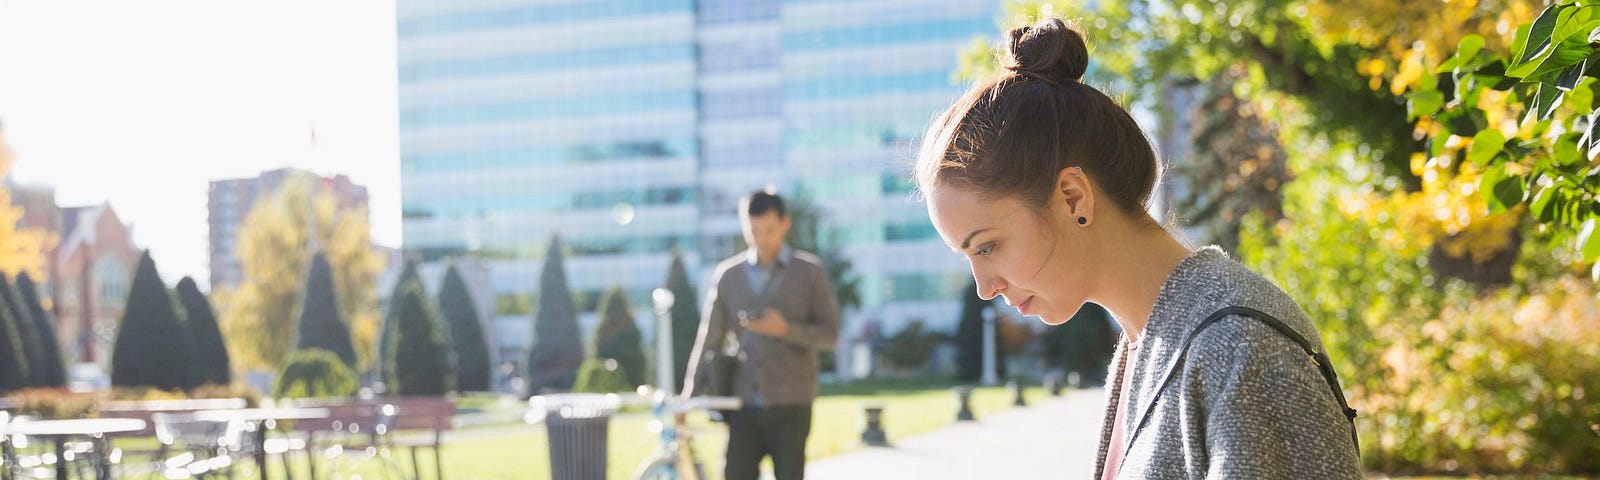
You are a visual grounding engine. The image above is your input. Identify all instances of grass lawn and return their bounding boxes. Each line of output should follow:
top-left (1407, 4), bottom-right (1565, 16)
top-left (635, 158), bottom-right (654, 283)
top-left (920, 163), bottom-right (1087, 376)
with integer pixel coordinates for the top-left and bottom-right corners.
top-left (100, 382), bottom-right (1031, 479)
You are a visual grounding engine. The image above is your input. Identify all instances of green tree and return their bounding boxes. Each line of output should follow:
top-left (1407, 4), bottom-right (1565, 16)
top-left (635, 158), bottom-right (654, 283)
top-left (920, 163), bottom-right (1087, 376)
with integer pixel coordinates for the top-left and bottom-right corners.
top-left (572, 358), bottom-right (631, 394)
top-left (593, 286), bottom-right (645, 388)
top-left (387, 281), bottom-right (456, 395)
top-left (1173, 67), bottom-right (1291, 255)
top-left (438, 264), bottom-right (491, 392)
top-left (0, 126), bottom-right (56, 281)
top-left (274, 348), bottom-right (358, 399)
top-left (294, 252), bottom-right (357, 368)
top-left (785, 189), bottom-right (862, 311)
top-left (221, 176), bottom-right (383, 371)
top-left (176, 276), bottom-right (231, 385)
top-left (378, 258), bottom-right (422, 381)
top-left (0, 275), bottom-right (43, 387)
top-left (15, 273), bottom-right (65, 387)
top-left (112, 251), bottom-right (199, 390)
top-left (662, 250), bottom-right (700, 389)
top-left (0, 279), bottom-right (30, 393)
top-left (526, 235), bottom-right (583, 394)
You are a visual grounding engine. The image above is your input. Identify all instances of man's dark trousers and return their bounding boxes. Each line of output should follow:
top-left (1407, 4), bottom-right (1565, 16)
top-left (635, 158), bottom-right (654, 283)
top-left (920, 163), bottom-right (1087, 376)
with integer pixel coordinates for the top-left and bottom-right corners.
top-left (724, 404), bottom-right (813, 480)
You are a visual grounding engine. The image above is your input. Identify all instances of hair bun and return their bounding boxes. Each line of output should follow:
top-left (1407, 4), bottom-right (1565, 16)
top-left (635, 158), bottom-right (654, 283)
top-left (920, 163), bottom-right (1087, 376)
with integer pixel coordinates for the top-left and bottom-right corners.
top-left (1004, 17), bottom-right (1088, 84)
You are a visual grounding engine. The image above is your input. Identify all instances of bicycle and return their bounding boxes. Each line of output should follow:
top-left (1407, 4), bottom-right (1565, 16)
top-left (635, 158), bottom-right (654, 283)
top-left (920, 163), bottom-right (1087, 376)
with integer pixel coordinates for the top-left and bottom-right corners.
top-left (628, 389), bottom-right (740, 480)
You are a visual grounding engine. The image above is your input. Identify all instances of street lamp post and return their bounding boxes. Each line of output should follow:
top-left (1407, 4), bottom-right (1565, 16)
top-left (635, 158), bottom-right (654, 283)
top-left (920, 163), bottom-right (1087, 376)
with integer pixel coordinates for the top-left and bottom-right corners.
top-left (651, 288), bottom-right (676, 394)
top-left (981, 306), bottom-right (999, 386)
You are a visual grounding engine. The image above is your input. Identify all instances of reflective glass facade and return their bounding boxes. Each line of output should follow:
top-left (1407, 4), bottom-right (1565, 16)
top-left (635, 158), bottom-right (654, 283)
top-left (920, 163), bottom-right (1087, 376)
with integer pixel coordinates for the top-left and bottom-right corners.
top-left (398, 0), bottom-right (997, 340)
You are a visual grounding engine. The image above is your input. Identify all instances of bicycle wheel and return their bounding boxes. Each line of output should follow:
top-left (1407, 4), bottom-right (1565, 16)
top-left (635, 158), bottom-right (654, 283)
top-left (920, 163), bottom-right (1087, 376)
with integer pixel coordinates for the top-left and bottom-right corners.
top-left (633, 457), bottom-right (676, 480)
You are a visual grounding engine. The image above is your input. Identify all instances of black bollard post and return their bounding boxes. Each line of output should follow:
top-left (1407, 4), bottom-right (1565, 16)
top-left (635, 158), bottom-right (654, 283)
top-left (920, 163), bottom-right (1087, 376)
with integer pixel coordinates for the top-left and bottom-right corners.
top-left (861, 405), bottom-right (889, 446)
top-left (1010, 380), bottom-right (1027, 407)
top-left (1044, 373), bottom-right (1063, 397)
top-left (954, 386), bottom-right (975, 422)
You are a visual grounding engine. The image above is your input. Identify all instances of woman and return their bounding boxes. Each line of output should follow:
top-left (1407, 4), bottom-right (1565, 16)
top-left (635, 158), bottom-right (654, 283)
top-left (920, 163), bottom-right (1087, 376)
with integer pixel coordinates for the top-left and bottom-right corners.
top-left (914, 17), bottom-right (1363, 479)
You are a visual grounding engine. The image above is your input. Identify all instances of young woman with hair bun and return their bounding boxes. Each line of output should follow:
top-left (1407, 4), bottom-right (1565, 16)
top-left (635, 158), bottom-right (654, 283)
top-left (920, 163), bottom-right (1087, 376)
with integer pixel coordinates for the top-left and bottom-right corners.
top-left (915, 17), bottom-right (1363, 479)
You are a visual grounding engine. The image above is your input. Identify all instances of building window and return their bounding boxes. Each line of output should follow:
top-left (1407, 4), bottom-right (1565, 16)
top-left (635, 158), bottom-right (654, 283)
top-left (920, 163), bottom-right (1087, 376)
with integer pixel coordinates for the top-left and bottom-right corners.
top-left (94, 256), bottom-right (128, 311)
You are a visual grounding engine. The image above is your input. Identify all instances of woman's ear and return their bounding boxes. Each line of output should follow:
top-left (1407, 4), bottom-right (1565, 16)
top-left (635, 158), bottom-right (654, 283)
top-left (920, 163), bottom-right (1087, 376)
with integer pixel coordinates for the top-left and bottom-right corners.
top-left (1055, 167), bottom-right (1094, 226)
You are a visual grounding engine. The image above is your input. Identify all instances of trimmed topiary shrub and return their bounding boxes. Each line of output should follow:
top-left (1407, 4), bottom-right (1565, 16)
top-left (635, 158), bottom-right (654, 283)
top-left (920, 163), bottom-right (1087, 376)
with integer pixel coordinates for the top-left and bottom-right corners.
top-left (572, 358), bottom-right (631, 394)
top-left (274, 349), bottom-right (358, 399)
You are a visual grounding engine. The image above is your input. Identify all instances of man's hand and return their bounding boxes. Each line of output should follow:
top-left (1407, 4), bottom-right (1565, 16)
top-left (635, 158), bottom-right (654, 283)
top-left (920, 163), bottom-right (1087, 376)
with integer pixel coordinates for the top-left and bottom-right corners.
top-left (741, 308), bottom-right (790, 338)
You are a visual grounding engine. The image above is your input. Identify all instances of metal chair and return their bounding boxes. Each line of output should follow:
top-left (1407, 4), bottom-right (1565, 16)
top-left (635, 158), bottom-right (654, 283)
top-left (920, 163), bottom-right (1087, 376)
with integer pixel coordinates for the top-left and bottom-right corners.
top-left (151, 413), bottom-right (249, 479)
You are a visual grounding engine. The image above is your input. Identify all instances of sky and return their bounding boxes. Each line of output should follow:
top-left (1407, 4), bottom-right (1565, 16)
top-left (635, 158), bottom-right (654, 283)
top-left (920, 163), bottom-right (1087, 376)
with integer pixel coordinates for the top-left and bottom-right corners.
top-left (0, 0), bottom-right (402, 289)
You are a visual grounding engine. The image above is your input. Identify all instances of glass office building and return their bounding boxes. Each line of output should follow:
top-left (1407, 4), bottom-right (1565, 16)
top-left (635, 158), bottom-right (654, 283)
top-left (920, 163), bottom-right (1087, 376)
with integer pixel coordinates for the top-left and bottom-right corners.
top-left (397, 0), bottom-right (998, 353)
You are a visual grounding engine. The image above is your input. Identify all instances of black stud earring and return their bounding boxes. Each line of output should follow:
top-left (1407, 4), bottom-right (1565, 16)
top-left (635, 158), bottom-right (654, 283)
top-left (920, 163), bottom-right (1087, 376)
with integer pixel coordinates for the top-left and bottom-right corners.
top-left (1077, 217), bottom-right (1087, 225)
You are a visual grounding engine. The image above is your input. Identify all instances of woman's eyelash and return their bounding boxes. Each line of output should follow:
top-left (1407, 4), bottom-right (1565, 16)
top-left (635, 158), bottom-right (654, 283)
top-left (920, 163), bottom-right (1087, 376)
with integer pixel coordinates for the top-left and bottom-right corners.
top-left (976, 244), bottom-right (994, 257)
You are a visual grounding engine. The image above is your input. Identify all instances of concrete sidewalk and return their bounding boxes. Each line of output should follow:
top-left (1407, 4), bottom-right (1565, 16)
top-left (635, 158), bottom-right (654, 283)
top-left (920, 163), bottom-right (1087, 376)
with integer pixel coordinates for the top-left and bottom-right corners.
top-left (805, 388), bottom-right (1106, 480)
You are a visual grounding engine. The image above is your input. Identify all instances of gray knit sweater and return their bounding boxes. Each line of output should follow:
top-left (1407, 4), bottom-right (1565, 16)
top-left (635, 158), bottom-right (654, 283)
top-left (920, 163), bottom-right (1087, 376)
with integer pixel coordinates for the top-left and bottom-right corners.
top-left (1092, 247), bottom-right (1363, 479)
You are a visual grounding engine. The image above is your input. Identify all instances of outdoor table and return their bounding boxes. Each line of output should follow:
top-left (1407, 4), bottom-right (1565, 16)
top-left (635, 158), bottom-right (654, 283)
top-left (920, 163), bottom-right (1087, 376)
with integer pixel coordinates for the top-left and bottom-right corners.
top-left (1, 418), bottom-right (147, 480)
top-left (191, 408), bottom-right (329, 480)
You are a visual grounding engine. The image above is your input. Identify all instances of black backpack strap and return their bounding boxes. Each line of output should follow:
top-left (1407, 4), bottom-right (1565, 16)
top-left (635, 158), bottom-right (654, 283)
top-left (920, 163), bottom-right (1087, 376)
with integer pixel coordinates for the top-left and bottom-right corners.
top-left (1126, 306), bottom-right (1359, 461)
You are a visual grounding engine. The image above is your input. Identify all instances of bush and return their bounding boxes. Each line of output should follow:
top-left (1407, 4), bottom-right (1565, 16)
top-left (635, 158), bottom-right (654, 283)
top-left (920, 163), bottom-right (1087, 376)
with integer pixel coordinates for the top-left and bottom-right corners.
top-left (275, 349), bottom-right (359, 399)
top-left (527, 235), bottom-right (583, 393)
top-left (388, 281), bottom-right (456, 396)
top-left (190, 383), bottom-right (263, 408)
top-left (572, 358), bottom-right (631, 394)
top-left (295, 252), bottom-right (357, 368)
top-left (877, 320), bottom-right (944, 371)
top-left (6, 388), bottom-right (98, 419)
top-left (15, 273), bottom-right (66, 388)
top-left (177, 277), bottom-right (231, 386)
top-left (439, 265), bottom-right (491, 392)
top-left (1238, 153), bottom-right (1600, 474)
top-left (593, 286), bottom-right (645, 389)
top-left (111, 251), bottom-right (200, 390)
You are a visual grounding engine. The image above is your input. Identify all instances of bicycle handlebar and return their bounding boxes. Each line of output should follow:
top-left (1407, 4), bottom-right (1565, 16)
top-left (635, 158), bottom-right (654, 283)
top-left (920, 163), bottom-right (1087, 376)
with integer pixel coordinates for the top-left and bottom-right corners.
top-left (526, 392), bottom-right (741, 424)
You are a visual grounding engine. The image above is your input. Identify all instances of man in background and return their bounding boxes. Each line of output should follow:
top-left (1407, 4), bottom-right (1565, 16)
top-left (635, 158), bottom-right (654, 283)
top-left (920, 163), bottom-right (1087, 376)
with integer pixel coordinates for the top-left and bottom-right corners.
top-left (685, 189), bottom-right (840, 480)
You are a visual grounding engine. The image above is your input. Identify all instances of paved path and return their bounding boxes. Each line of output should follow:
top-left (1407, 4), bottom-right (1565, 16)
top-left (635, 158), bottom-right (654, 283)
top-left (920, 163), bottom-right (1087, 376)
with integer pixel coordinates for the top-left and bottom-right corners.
top-left (805, 388), bottom-right (1106, 480)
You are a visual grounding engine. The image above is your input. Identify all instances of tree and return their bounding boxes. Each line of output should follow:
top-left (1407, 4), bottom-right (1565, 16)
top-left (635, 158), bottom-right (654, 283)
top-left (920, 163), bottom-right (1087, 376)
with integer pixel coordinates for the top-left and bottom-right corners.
top-left (953, 281), bottom-right (1005, 382)
top-left (275, 348), bottom-right (358, 399)
top-left (1173, 66), bottom-right (1291, 255)
top-left (438, 264), bottom-right (491, 392)
top-left (176, 276), bottom-right (231, 386)
top-left (960, 1), bottom-right (1552, 282)
top-left (1040, 303), bottom-right (1117, 388)
top-left (662, 250), bottom-right (700, 389)
top-left (377, 258), bottom-right (422, 381)
top-left (526, 234), bottom-right (584, 394)
top-left (221, 176), bottom-right (383, 371)
top-left (0, 280), bottom-right (30, 393)
top-left (592, 286), bottom-right (646, 388)
top-left (294, 252), bottom-right (357, 368)
top-left (785, 190), bottom-right (863, 311)
top-left (387, 281), bottom-right (456, 396)
top-left (572, 358), bottom-right (631, 394)
top-left (0, 275), bottom-right (43, 387)
top-left (112, 251), bottom-right (199, 390)
top-left (0, 125), bottom-right (56, 281)
top-left (15, 273), bottom-right (65, 387)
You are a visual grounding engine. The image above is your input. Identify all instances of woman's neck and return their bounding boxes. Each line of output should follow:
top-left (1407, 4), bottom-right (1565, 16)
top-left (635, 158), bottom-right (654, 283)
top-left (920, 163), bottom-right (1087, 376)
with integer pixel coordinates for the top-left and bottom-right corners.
top-left (1086, 216), bottom-right (1193, 343)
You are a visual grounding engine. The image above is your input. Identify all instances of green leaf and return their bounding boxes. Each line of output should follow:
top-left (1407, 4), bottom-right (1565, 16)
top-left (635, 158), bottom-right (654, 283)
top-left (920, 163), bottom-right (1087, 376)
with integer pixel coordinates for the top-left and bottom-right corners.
top-left (1482, 164), bottom-right (1528, 212)
top-left (1529, 83), bottom-right (1567, 122)
top-left (1556, 57), bottom-right (1590, 90)
top-left (1439, 35), bottom-right (1487, 73)
top-left (1516, 4), bottom-right (1569, 66)
top-left (1438, 106), bottom-right (1488, 137)
top-left (1408, 90), bottom-right (1445, 121)
top-left (1568, 77), bottom-right (1597, 111)
top-left (1556, 133), bottom-right (1585, 166)
top-left (1515, 15), bottom-right (1600, 80)
top-left (1533, 187), bottom-right (1561, 221)
top-left (1459, 34), bottom-right (1486, 63)
top-left (1473, 60), bottom-right (1520, 91)
top-left (1469, 129), bottom-right (1508, 166)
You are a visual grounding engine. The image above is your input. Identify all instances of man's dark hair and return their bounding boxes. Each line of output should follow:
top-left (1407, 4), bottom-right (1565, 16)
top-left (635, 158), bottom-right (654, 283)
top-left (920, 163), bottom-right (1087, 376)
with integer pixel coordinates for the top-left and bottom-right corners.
top-left (741, 189), bottom-right (786, 218)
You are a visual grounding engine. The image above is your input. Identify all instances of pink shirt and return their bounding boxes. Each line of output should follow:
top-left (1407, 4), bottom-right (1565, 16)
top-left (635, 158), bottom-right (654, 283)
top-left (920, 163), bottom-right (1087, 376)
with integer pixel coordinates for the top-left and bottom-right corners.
top-left (1102, 341), bottom-right (1140, 480)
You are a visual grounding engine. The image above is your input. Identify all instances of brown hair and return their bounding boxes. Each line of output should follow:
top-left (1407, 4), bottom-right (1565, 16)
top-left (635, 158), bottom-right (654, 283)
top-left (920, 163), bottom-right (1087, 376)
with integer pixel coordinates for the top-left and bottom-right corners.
top-left (914, 17), bottom-right (1159, 219)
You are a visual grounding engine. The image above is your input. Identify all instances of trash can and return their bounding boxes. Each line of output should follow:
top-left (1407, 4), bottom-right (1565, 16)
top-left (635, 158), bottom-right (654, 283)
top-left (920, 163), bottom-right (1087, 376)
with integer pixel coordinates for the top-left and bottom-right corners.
top-left (528, 394), bottom-right (621, 480)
